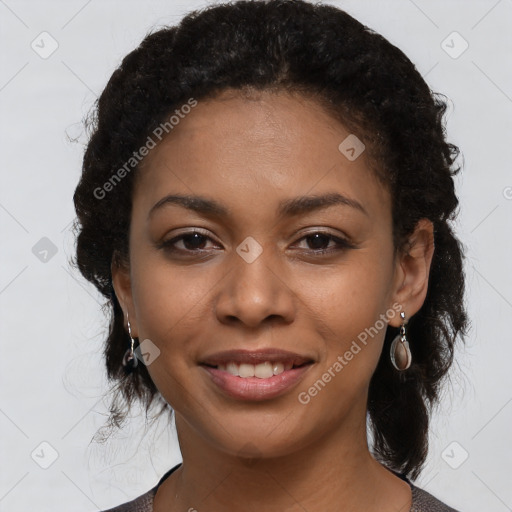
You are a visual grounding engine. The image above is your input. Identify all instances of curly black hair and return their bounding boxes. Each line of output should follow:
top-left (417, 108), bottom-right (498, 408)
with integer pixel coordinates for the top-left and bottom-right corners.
top-left (72, 0), bottom-right (468, 479)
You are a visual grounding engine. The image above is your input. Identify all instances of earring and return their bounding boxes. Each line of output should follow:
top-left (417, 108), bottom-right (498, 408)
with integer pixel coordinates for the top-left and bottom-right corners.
top-left (122, 313), bottom-right (138, 373)
top-left (390, 311), bottom-right (412, 371)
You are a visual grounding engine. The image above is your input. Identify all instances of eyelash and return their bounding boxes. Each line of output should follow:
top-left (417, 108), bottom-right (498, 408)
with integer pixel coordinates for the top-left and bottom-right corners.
top-left (158, 229), bottom-right (356, 257)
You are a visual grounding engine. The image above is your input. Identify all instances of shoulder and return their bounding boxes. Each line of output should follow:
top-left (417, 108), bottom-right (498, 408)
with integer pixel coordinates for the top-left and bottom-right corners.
top-left (410, 483), bottom-right (460, 512)
top-left (99, 462), bottom-right (182, 512)
top-left (99, 487), bottom-right (156, 512)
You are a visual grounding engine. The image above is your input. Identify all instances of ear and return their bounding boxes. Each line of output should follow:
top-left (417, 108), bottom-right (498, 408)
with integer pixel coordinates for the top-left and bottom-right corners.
top-left (388, 219), bottom-right (435, 327)
top-left (111, 255), bottom-right (139, 337)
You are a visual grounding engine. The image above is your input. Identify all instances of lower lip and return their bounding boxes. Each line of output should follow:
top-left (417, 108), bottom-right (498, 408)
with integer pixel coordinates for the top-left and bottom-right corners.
top-left (200, 364), bottom-right (313, 401)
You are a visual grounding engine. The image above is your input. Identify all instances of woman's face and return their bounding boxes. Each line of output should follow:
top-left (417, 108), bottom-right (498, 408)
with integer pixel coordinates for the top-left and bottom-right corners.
top-left (113, 90), bottom-right (426, 459)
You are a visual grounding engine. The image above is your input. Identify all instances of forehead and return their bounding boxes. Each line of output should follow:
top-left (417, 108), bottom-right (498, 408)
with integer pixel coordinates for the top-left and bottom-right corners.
top-left (134, 90), bottom-right (391, 222)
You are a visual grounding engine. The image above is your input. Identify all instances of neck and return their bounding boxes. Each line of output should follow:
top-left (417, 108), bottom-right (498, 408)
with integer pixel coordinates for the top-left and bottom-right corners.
top-left (153, 411), bottom-right (412, 512)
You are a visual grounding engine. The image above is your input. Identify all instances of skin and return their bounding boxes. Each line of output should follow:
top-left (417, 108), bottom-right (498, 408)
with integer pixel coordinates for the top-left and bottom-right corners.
top-left (112, 89), bottom-right (434, 512)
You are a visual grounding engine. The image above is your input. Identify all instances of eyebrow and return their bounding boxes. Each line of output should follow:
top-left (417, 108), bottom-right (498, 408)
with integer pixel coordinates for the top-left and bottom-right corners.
top-left (147, 192), bottom-right (368, 220)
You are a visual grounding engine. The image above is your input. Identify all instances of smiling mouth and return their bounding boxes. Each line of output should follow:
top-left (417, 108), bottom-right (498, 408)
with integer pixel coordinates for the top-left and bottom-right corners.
top-left (201, 360), bottom-right (312, 379)
top-left (200, 359), bottom-right (314, 401)
top-left (199, 348), bottom-right (315, 400)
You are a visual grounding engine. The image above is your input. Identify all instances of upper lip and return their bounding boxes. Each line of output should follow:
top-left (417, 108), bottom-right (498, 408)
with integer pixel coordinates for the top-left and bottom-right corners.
top-left (200, 348), bottom-right (314, 367)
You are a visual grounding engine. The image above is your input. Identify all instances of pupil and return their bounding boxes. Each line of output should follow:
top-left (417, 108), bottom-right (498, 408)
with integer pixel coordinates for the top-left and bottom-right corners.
top-left (309, 233), bottom-right (328, 250)
top-left (184, 233), bottom-right (206, 250)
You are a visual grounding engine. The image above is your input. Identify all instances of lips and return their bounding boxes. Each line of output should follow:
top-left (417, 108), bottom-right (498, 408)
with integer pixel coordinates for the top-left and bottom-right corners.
top-left (199, 348), bottom-right (315, 401)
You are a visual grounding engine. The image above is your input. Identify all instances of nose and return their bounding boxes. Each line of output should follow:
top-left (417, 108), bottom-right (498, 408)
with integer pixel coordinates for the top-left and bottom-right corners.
top-left (214, 246), bottom-right (296, 329)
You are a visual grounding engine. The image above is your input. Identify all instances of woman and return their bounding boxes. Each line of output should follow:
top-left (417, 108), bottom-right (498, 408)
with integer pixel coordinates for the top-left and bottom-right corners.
top-left (73, 1), bottom-right (467, 510)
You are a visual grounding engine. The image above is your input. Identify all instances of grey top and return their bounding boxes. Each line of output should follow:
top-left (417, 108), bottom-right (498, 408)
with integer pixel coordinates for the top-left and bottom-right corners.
top-left (101, 463), bottom-right (459, 512)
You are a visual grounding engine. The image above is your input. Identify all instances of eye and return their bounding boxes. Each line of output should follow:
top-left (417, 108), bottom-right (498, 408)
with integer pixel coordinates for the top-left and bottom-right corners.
top-left (158, 230), bottom-right (220, 254)
top-left (157, 229), bottom-right (355, 257)
top-left (293, 231), bottom-right (355, 255)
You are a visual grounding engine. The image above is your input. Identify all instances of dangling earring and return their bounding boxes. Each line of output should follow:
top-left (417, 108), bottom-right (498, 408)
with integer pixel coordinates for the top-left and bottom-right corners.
top-left (390, 311), bottom-right (412, 371)
top-left (122, 312), bottom-right (138, 373)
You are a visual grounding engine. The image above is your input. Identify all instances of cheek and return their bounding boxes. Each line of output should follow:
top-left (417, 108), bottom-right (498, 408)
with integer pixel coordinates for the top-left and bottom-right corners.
top-left (132, 253), bottom-right (216, 335)
top-left (300, 249), bottom-right (392, 331)
top-left (296, 252), bottom-right (393, 385)
top-left (129, 257), bottom-right (208, 370)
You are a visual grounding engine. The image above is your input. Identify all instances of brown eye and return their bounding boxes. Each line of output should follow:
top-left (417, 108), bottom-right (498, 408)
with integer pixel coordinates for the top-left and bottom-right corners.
top-left (294, 231), bottom-right (355, 255)
top-left (177, 233), bottom-right (209, 250)
top-left (159, 230), bottom-right (219, 255)
top-left (304, 233), bottom-right (332, 250)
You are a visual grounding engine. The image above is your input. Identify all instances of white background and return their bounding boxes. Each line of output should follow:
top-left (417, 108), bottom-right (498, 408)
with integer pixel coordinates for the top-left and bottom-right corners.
top-left (1, 0), bottom-right (511, 510)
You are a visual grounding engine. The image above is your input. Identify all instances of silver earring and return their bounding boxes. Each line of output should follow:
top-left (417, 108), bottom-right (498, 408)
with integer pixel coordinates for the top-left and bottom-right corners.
top-left (122, 313), bottom-right (138, 372)
top-left (390, 311), bottom-right (412, 371)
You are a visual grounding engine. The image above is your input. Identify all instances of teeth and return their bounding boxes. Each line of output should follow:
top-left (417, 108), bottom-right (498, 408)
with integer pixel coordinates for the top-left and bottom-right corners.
top-left (216, 361), bottom-right (293, 378)
top-left (273, 362), bottom-right (284, 375)
top-left (239, 363), bottom-right (255, 378)
top-left (226, 362), bottom-right (238, 376)
top-left (254, 362), bottom-right (273, 378)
